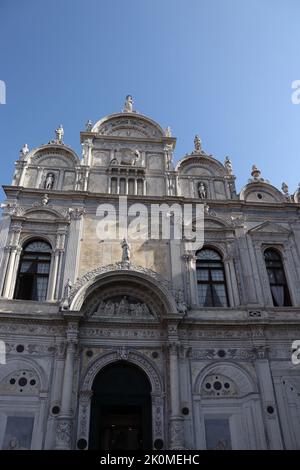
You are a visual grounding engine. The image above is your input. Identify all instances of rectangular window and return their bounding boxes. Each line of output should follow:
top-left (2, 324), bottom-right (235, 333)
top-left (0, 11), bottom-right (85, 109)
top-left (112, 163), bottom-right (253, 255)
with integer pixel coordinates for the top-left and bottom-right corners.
top-left (2, 416), bottom-right (34, 450)
top-left (205, 418), bottom-right (232, 450)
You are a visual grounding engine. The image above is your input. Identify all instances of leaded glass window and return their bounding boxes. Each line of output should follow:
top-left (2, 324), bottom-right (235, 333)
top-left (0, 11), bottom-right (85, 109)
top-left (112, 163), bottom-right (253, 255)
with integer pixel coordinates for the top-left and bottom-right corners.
top-left (196, 248), bottom-right (229, 307)
top-left (14, 240), bottom-right (52, 301)
top-left (264, 248), bottom-right (291, 307)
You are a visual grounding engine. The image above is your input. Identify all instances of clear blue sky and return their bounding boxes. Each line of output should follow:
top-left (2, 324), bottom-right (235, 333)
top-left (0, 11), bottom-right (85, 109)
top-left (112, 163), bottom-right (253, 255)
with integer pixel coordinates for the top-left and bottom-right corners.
top-left (1, 0), bottom-right (300, 196)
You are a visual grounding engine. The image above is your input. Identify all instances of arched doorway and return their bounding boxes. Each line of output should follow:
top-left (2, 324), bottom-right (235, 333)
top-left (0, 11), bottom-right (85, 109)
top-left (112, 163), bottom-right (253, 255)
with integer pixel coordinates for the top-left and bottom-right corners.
top-left (89, 362), bottom-right (152, 450)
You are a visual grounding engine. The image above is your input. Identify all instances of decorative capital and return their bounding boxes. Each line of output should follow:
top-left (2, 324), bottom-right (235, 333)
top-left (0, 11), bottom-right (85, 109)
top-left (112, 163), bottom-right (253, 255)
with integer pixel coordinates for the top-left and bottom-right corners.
top-left (67, 207), bottom-right (86, 220)
top-left (79, 389), bottom-right (93, 404)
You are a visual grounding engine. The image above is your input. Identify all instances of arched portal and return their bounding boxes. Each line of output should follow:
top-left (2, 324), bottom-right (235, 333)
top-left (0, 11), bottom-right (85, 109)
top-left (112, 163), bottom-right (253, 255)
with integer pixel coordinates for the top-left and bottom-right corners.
top-left (89, 362), bottom-right (152, 450)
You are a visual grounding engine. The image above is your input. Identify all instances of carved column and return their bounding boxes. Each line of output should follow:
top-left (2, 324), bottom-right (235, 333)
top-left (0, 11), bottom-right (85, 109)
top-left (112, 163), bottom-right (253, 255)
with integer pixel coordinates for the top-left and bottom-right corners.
top-left (36, 166), bottom-right (44, 188)
top-left (183, 252), bottom-right (197, 308)
top-left (47, 248), bottom-right (61, 301)
top-left (2, 222), bottom-right (22, 298)
top-left (0, 215), bottom-right (11, 295)
top-left (76, 390), bottom-right (93, 450)
top-left (18, 162), bottom-right (28, 187)
top-left (167, 324), bottom-right (184, 449)
top-left (63, 210), bottom-right (84, 288)
top-left (55, 322), bottom-right (78, 450)
top-left (223, 256), bottom-right (235, 307)
top-left (282, 244), bottom-right (300, 305)
top-left (254, 347), bottom-right (284, 449)
top-left (235, 226), bottom-right (259, 305)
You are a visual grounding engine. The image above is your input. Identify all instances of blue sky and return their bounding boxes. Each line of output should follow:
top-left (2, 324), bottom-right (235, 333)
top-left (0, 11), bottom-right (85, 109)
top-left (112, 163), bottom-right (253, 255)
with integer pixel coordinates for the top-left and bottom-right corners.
top-left (0, 0), bottom-right (300, 196)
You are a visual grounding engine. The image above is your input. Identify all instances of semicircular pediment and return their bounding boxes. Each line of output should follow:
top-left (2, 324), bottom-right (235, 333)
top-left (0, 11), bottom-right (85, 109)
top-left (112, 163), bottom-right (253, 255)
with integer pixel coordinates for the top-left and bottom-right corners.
top-left (176, 155), bottom-right (227, 177)
top-left (28, 144), bottom-right (80, 167)
top-left (92, 113), bottom-right (165, 139)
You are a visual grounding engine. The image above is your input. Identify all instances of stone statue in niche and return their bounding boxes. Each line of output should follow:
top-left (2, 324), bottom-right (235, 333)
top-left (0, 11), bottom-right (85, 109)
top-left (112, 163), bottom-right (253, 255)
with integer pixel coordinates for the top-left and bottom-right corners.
top-left (224, 156), bottom-right (233, 175)
top-left (175, 289), bottom-right (187, 314)
top-left (121, 238), bottom-right (131, 263)
top-left (44, 173), bottom-right (55, 190)
top-left (123, 95), bottom-right (133, 113)
top-left (55, 124), bottom-right (64, 144)
top-left (198, 182), bottom-right (207, 199)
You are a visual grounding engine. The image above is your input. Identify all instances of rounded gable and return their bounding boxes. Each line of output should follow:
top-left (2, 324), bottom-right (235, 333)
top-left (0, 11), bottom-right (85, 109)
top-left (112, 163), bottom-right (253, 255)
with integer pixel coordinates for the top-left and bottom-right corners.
top-left (91, 113), bottom-right (165, 139)
top-left (176, 154), bottom-right (227, 177)
top-left (239, 182), bottom-right (286, 203)
top-left (25, 143), bottom-right (80, 168)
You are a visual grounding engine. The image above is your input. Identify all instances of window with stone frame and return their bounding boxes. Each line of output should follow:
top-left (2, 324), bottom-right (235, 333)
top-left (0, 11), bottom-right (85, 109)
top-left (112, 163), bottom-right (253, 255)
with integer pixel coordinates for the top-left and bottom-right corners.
top-left (264, 248), bottom-right (291, 307)
top-left (196, 248), bottom-right (229, 307)
top-left (14, 240), bottom-right (52, 301)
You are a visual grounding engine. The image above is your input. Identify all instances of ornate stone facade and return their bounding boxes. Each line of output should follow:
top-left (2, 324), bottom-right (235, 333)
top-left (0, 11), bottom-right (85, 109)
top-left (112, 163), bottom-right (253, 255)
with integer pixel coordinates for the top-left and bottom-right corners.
top-left (0, 98), bottom-right (300, 449)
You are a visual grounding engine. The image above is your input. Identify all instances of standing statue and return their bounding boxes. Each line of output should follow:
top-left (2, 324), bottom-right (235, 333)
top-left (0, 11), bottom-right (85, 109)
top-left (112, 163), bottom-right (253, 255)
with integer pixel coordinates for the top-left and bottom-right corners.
top-left (198, 182), bottom-right (207, 199)
top-left (19, 143), bottom-right (29, 159)
top-left (165, 126), bottom-right (172, 137)
top-left (123, 95), bottom-right (133, 113)
top-left (251, 165), bottom-right (261, 179)
top-left (44, 173), bottom-right (55, 190)
top-left (224, 156), bottom-right (233, 175)
top-left (85, 120), bottom-right (93, 131)
top-left (194, 135), bottom-right (202, 153)
top-left (63, 279), bottom-right (72, 300)
top-left (121, 238), bottom-right (131, 263)
top-left (176, 289), bottom-right (187, 314)
top-left (282, 182), bottom-right (289, 195)
top-left (55, 124), bottom-right (64, 143)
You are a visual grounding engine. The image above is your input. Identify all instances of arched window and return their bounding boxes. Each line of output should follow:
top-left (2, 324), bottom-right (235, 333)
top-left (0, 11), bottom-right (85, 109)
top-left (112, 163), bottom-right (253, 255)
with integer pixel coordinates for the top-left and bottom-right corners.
top-left (14, 240), bottom-right (52, 301)
top-left (196, 248), bottom-right (229, 307)
top-left (264, 248), bottom-right (291, 306)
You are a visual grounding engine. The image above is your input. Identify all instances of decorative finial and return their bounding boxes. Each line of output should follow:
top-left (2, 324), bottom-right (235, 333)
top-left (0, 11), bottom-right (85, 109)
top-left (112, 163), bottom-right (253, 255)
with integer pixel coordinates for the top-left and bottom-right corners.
top-left (123, 95), bottom-right (133, 113)
top-left (165, 126), bottom-right (172, 137)
top-left (224, 156), bottom-right (233, 175)
top-left (193, 135), bottom-right (202, 153)
top-left (121, 238), bottom-right (131, 264)
top-left (282, 182), bottom-right (289, 195)
top-left (85, 120), bottom-right (93, 131)
top-left (55, 124), bottom-right (64, 144)
top-left (19, 143), bottom-right (29, 159)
